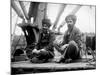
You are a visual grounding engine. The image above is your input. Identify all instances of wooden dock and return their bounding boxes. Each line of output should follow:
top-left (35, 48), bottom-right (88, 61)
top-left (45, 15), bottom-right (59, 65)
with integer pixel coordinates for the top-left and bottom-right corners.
top-left (11, 59), bottom-right (96, 74)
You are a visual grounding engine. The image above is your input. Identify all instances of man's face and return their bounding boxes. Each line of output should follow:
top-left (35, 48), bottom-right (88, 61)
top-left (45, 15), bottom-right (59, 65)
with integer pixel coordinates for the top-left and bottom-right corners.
top-left (43, 24), bottom-right (49, 29)
top-left (66, 17), bottom-right (74, 29)
top-left (42, 24), bottom-right (49, 33)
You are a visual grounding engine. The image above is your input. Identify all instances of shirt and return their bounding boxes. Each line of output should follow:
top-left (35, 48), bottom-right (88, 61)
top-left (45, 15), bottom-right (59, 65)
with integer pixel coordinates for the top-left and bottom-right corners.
top-left (62, 26), bottom-right (82, 49)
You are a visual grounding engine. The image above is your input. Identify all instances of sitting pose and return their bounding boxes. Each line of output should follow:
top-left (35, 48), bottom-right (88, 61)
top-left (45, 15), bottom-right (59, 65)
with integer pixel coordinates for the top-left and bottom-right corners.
top-left (55, 14), bottom-right (83, 63)
top-left (30, 18), bottom-right (55, 63)
top-left (19, 19), bottom-right (55, 63)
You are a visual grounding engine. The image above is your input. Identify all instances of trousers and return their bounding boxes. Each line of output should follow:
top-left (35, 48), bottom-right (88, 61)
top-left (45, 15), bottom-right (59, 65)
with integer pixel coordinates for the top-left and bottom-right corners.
top-left (63, 41), bottom-right (81, 60)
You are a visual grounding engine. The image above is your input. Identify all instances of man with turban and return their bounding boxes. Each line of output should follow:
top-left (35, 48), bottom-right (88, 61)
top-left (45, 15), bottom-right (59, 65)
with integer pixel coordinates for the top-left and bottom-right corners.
top-left (30, 18), bottom-right (55, 63)
top-left (56, 14), bottom-right (83, 63)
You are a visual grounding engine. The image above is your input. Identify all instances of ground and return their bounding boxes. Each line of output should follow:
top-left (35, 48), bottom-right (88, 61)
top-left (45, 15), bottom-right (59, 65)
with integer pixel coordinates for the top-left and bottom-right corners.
top-left (11, 55), bottom-right (96, 74)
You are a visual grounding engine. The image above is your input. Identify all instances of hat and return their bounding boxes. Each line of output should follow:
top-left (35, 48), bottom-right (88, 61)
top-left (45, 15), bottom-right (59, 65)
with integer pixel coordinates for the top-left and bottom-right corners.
top-left (42, 19), bottom-right (51, 27)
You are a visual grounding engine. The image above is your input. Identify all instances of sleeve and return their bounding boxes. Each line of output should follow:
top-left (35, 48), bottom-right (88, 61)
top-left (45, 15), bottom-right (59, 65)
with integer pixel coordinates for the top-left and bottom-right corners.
top-left (45, 31), bottom-right (55, 54)
top-left (61, 30), bottom-right (69, 45)
top-left (49, 31), bottom-right (55, 44)
top-left (74, 28), bottom-right (82, 49)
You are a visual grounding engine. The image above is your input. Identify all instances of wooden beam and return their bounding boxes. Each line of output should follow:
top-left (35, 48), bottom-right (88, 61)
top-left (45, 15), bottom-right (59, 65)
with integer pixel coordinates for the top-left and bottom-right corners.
top-left (19, 1), bottom-right (29, 20)
top-left (34, 3), bottom-right (46, 29)
top-left (11, 61), bottom-right (95, 69)
top-left (11, 0), bottom-right (24, 19)
top-left (70, 5), bottom-right (82, 15)
top-left (52, 4), bottom-right (66, 30)
top-left (44, 3), bottom-right (48, 19)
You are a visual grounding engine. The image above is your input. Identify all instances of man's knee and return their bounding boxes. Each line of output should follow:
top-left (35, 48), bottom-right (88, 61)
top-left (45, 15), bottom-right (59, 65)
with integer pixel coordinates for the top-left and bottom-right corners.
top-left (68, 40), bottom-right (77, 47)
top-left (66, 40), bottom-right (79, 60)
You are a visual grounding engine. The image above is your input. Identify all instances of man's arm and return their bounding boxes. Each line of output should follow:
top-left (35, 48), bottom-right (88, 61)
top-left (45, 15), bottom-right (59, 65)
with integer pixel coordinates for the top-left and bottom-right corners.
top-left (74, 28), bottom-right (83, 49)
top-left (61, 30), bottom-right (69, 46)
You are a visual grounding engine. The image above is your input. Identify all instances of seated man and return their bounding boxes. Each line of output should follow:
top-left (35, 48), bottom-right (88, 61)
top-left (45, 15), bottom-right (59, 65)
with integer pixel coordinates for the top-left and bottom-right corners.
top-left (55, 14), bottom-right (83, 63)
top-left (18, 19), bottom-right (55, 63)
top-left (30, 18), bottom-right (55, 63)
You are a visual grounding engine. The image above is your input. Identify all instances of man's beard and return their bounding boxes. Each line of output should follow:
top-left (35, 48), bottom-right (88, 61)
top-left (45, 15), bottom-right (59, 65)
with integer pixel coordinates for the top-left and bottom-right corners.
top-left (68, 24), bottom-right (73, 31)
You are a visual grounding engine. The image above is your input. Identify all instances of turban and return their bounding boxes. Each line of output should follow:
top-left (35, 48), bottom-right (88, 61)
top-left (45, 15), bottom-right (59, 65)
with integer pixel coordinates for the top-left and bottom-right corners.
top-left (42, 19), bottom-right (51, 27)
top-left (65, 14), bottom-right (77, 24)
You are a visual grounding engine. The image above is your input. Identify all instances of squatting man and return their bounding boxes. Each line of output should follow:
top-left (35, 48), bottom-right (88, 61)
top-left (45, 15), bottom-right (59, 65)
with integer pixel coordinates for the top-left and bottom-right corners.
top-left (54, 14), bottom-right (83, 63)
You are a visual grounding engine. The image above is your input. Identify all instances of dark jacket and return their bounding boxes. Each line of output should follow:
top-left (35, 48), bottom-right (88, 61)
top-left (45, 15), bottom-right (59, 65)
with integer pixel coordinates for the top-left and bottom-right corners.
top-left (62, 26), bottom-right (82, 49)
top-left (37, 28), bottom-right (55, 52)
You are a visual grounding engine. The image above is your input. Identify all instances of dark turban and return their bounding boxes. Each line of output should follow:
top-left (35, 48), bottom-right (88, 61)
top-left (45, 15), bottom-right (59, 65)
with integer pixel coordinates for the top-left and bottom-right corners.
top-left (42, 19), bottom-right (51, 27)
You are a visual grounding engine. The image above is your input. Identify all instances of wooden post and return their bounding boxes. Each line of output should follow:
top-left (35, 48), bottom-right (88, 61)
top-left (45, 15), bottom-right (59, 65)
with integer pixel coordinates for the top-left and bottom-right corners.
top-left (52, 4), bottom-right (66, 31)
top-left (19, 1), bottom-right (29, 20)
top-left (11, 0), bottom-right (24, 19)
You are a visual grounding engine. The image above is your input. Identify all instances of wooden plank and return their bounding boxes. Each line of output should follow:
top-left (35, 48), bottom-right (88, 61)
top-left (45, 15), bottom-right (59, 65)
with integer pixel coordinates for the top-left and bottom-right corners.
top-left (11, 61), bottom-right (95, 69)
top-left (11, 60), bottom-right (95, 74)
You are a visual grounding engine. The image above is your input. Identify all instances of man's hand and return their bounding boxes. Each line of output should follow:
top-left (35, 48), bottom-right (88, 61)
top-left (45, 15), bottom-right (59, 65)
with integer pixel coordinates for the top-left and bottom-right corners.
top-left (32, 49), bottom-right (40, 54)
top-left (61, 44), bottom-right (69, 50)
top-left (40, 49), bottom-right (46, 52)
